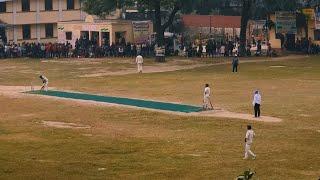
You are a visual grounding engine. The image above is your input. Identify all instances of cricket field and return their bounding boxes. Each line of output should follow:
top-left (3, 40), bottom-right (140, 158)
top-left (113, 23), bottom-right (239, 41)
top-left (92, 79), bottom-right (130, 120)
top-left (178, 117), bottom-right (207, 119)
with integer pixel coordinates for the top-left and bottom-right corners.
top-left (0, 55), bottom-right (319, 179)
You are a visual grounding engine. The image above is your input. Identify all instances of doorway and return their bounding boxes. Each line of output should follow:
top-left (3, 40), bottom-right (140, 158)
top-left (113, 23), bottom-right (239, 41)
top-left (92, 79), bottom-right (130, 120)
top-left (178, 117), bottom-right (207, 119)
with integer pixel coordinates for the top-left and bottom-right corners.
top-left (80, 31), bottom-right (89, 40)
top-left (115, 31), bottom-right (126, 45)
top-left (90, 31), bottom-right (99, 45)
top-left (101, 32), bottom-right (110, 45)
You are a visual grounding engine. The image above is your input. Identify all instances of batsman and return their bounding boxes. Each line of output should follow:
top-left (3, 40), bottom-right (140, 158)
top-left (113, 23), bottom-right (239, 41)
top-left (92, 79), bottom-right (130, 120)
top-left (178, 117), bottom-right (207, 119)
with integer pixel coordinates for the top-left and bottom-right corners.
top-left (39, 75), bottom-right (49, 91)
top-left (203, 83), bottom-right (213, 110)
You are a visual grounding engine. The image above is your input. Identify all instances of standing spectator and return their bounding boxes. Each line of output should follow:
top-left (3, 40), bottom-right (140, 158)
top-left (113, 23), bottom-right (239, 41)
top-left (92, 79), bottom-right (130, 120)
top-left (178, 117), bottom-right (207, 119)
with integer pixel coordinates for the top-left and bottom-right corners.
top-left (4, 44), bottom-right (9, 58)
top-left (202, 44), bottom-right (207, 58)
top-left (126, 43), bottom-right (131, 57)
top-left (228, 41), bottom-right (234, 56)
top-left (212, 40), bottom-right (217, 57)
top-left (308, 38), bottom-right (312, 54)
top-left (0, 44), bottom-right (4, 58)
top-left (118, 45), bottom-right (124, 57)
top-left (110, 43), bottom-right (116, 57)
top-left (256, 40), bottom-right (262, 56)
top-left (136, 44), bottom-right (142, 56)
top-left (220, 44), bottom-right (225, 57)
top-left (198, 43), bottom-right (203, 57)
top-left (40, 43), bottom-right (45, 58)
top-left (207, 39), bottom-right (213, 58)
top-left (267, 42), bottom-right (272, 57)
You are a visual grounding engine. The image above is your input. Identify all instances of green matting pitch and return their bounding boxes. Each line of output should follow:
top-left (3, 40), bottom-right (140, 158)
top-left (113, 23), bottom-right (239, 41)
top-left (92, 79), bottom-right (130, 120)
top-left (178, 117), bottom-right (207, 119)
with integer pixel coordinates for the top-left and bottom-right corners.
top-left (27, 90), bottom-right (203, 113)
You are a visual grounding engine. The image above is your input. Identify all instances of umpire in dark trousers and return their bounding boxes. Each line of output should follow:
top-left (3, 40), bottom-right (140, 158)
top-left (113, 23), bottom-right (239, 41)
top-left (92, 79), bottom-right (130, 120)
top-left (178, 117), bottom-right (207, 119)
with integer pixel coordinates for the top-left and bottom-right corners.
top-left (232, 54), bottom-right (239, 72)
top-left (252, 90), bottom-right (261, 117)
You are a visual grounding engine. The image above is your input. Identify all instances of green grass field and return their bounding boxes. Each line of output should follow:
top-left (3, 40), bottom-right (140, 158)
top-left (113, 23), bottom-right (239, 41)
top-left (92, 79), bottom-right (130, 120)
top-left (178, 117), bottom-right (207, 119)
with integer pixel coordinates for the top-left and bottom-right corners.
top-left (0, 56), bottom-right (319, 179)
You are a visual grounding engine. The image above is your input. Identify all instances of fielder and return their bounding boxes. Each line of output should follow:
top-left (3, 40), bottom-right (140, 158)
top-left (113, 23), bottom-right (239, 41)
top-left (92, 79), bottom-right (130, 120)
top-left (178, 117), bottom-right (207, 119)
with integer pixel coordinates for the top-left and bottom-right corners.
top-left (232, 54), bottom-right (239, 72)
top-left (243, 125), bottom-right (256, 160)
top-left (203, 84), bottom-right (213, 110)
top-left (39, 75), bottom-right (48, 91)
top-left (136, 54), bottom-right (144, 73)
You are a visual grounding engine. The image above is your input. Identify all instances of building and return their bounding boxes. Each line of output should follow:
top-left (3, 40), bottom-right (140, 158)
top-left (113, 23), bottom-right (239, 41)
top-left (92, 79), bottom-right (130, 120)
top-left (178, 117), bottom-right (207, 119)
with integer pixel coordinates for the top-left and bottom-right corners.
top-left (181, 15), bottom-right (241, 41)
top-left (0, 0), bottom-right (86, 43)
top-left (268, 9), bottom-right (320, 50)
top-left (57, 16), bottom-right (153, 47)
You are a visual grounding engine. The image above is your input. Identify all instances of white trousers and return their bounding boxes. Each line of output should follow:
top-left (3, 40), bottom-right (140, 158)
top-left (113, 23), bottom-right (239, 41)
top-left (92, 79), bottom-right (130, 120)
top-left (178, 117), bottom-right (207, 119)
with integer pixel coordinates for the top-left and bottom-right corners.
top-left (203, 96), bottom-right (210, 109)
top-left (244, 144), bottom-right (255, 159)
top-left (137, 63), bottom-right (143, 72)
top-left (42, 82), bottom-right (48, 91)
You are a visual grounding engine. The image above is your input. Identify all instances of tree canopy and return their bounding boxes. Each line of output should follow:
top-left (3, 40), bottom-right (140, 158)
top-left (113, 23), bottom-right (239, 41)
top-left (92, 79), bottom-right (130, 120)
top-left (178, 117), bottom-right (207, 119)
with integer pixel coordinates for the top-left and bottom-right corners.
top-left (252, 0), bottom-right (301, 19)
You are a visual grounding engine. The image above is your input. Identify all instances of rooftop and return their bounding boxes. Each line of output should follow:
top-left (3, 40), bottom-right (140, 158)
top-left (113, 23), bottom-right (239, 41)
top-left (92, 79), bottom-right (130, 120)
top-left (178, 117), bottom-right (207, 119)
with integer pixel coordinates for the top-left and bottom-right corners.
top-left (182, 15), bottom-right (241, 28)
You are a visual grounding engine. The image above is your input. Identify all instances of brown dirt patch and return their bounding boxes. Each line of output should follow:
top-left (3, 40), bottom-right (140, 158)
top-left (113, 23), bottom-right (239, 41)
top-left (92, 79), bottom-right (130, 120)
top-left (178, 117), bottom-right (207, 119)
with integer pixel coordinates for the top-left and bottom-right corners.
top-left (79, 64), bottom-right (206, 77)
top-left (269, 65), bottom-right (286, 68)
top-left (42, 121), bottom-right (91, 129)
top-left (190, 109), bottom-right (282, 122)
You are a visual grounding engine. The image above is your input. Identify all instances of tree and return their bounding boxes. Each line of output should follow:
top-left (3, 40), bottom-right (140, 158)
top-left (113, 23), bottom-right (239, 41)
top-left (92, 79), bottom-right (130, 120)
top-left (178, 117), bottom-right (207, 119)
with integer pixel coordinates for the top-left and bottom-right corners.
top-left (239, 0), bottom-right (255, 56)
top-left (252, 0), bottom-right (301, 19)
top-left (82, 0), bottom-right (195, 47)
top-left (82, 0), bottom-right (132, 18)
top-left (195, 0), bottom-right (219, 15)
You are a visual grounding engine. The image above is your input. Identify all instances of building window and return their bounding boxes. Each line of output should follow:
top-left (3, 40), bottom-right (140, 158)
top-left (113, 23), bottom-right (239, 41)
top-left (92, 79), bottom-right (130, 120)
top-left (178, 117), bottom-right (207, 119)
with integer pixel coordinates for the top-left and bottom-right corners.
top-left (21, 0), bottom-right (30, 12)
top-left (0, 2), bottom-right (6, 13)
top-left (45, 24), bottom-right (54, 38)
top-left (66, 32), bottom-right (72, 40)
top-left (315, 30), bottom-right (320, 41)
top-left (22, 25), bottom-right (31, 39)
top-left (45, 0), bottom-right (53, 11)
top-left (67, 0), bottom-right (74, 10)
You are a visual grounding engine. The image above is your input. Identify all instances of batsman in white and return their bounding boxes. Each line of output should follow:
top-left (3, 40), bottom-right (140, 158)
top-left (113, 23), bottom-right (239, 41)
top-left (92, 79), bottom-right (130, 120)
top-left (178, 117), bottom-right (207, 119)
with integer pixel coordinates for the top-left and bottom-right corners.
top-left (203, 83), bottom-right (213, 110)
top-left (39, 75), bottom-right (48, 91)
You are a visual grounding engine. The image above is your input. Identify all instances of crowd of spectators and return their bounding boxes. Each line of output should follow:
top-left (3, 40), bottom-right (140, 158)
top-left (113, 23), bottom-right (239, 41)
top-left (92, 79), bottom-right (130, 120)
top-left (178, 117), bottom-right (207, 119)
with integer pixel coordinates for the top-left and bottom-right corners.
top-left (295, 37), bottom-right (320, 55)
top-left (0, 37), bottom-right (155, 59)
top-left (0, 36), bottom-right (319, 59)
top-left (182, 39), bottom-right (239, 58)
top-left (73, 37), bottom-right (154, 58)
top-left (0, 42), bottom-right (72, 59)
top-left (181, 36), bottom-right (320, 58)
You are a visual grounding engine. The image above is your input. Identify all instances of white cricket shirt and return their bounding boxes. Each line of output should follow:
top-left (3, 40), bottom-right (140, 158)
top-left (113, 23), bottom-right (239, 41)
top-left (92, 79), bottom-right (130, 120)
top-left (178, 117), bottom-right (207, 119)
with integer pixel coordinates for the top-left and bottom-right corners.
top-left (136, 55), bottom-right (143, 64)
top-left (246, 129), bottom-right (255, 145)
top-left (204, 87), bottom-right (210, 97)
